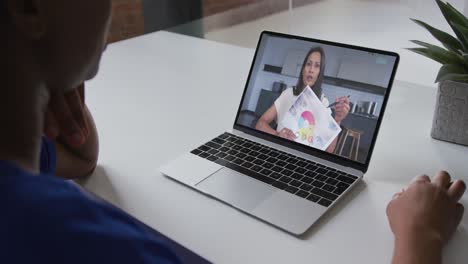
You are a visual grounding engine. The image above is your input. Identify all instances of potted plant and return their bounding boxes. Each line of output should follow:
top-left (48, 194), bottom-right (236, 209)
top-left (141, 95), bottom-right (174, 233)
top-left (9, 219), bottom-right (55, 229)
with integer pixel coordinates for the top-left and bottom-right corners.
top-left (410, 0), bottom-right (468, 146)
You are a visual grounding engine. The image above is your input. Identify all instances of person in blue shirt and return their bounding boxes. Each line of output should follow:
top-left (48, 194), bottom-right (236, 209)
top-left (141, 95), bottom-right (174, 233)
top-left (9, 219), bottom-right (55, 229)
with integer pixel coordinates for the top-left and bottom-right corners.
top-left (0, 0), bottom-right (465, 264)
top-left (1, 0), bottom-right (180, 263)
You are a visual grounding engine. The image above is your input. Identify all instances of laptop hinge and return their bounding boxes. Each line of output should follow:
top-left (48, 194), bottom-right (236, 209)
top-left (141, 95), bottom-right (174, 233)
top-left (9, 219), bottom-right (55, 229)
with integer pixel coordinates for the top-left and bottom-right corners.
top-left (231, 129), bottom-right (364, 178)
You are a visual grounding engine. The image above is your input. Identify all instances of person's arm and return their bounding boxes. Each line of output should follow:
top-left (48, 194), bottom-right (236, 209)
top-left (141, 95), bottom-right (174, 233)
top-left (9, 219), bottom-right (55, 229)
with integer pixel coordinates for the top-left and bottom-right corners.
top-left (256, 105), bottom-right (296, 140)
top-left (55, 105), bottom-right (99, 178)
top-left (327, 96), bottom-right (350, 154)
top-left (256, 105), bottom-right (280, 136)
top-left (387, 172), bottom-right (466, 264)
top-left (392, 229), bottom-right (443, 264)
top-left (326, 135), bottom-right (338, 153)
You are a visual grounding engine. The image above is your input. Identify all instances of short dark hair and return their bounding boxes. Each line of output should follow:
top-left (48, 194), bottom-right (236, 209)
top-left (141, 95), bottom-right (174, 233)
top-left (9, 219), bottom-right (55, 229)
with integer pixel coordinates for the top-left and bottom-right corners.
top-left (293, 46), bottom-right (326, 98)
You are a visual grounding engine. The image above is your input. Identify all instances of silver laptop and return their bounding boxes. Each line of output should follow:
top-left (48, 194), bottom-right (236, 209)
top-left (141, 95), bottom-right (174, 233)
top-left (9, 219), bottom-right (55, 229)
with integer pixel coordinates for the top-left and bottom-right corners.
top-left (160, 31), bottom-right (399, 235)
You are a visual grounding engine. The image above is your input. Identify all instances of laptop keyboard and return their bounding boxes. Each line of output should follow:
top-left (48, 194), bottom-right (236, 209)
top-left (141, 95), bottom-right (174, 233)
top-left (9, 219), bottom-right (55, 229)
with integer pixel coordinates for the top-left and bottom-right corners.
top-left (190, 133), bottom-right (358, 208)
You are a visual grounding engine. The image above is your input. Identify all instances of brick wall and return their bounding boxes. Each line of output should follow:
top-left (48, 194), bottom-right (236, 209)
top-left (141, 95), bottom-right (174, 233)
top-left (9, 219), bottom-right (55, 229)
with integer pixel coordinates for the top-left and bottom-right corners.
top-left (203, 0), bottom-right (259, 16)
top-left (202, 0), bottom-right (319, 32)
top-left (108, 0), bottom-right (144, 43)
top-left (107, 0), bottom-right (318, 42)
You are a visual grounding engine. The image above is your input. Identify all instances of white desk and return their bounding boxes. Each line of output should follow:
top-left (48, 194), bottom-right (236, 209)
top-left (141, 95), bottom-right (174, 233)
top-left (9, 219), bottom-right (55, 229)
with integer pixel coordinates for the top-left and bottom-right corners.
top-left (81, 31), bottom-right (468, 264)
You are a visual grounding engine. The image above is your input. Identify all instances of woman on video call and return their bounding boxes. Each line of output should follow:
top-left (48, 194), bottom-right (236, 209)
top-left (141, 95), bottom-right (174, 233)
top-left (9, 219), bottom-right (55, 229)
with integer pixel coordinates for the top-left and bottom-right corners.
top-left (256, 46), bottom-right (350, 153)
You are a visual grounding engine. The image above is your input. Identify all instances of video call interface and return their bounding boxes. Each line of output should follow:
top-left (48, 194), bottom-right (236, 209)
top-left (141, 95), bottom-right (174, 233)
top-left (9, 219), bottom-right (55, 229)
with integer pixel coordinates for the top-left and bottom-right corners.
top-left (236, 34), bottom-right (397, 164)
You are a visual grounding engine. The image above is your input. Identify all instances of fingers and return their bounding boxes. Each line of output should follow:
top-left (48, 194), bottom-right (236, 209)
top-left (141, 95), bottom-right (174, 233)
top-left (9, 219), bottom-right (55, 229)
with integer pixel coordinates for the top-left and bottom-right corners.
top-left (77, 83), bottom-right (85, 105)
top-left (448, 180), bottom-right (466, 202)
top-left (335, 97), bottom-right (350, 105)
top-left (336, 96), bottom-right (349, 102)
top-left (49, 93), bottom-right (85, 147)
top-left (334, 99), bottom-right (350, 122)
top-left (411, 174), bottom-right (431, 184)
top-left (64, 89), bottom-right (89, 137)
top-left (44, 110), bottom-right (60, 139)
top-left (434, 171), bottom-right (451, 189)
top-left (279, 129), bottom-right (288, 139)
top-left (454, 203), bottom-right (465, 228)
top-left (280, 128), bottom-right (296, 140)
top-left (392, 191), bottom-right (403, 200)
top-left (334, 97), bottom-right (350, 115)
top-left (335, 104), bottom-right (350, 113)
top-left (285, 129), bottom-right (296, 140)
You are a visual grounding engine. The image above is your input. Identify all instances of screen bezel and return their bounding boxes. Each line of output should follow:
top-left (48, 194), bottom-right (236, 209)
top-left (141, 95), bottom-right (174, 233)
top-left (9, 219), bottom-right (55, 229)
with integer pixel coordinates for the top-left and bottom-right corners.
top-left (232, 31), bottom-right (400, 173)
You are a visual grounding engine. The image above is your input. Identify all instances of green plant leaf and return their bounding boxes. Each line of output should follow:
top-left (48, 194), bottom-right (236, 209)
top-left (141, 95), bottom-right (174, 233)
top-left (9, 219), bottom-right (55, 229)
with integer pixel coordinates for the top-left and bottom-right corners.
top-left (446, 2), bottom-right (468, 27)
top-left (407, 47), bottom-right (465, 66)
top-left (410, 40), bottom-right (468, 67)
top-left (436, 64), bottom-right (467, 82)
top-left (410, 40), bottom-right (447, 51)
top-left (435, 0), bottom-right (468, 48)
top-left (410, 18), bottom-right (463, 53)
top-left (450, 23), bottom-right (468, 50)
top-left (461, 52), bottom-right (468, 64)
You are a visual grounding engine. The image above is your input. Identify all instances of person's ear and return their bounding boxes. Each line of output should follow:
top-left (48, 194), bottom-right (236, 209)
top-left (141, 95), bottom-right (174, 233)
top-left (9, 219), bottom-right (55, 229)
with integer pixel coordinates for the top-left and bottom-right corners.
top-left (7, 0), bottom-right (46, 39)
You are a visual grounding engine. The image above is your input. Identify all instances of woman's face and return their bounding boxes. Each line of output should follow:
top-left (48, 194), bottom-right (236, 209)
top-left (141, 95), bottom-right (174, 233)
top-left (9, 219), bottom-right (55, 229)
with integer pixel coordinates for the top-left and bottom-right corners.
top-left (302, 51), bottom-right (321, 88)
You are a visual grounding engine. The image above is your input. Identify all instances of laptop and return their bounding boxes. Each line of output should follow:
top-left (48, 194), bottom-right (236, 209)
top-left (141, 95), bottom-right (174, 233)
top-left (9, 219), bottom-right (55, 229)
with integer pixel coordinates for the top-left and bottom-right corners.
top-left (160, 31), bottom-right (399, 235)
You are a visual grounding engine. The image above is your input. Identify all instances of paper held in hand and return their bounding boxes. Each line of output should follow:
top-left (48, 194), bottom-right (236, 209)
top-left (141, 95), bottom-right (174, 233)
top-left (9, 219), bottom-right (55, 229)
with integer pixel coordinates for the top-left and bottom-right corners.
top-left (280, 86), bottom-right (341, 150)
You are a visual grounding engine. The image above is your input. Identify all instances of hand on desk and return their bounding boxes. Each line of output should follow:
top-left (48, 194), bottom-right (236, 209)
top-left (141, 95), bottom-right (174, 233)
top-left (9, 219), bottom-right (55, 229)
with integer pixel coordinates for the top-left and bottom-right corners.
top-left (387, 171), bottom-right (466, 264)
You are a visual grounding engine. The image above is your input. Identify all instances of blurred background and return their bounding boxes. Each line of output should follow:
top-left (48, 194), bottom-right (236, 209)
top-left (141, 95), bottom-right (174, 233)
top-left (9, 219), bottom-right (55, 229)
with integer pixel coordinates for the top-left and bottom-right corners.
top-left (108, 0), bottom-right (468, 87)
top-left (105, 0), bottom-right (468, 162)
top-left (109, 0), bottom-right (468, 43)
top-left (109, 0), bottom-right (304, 43)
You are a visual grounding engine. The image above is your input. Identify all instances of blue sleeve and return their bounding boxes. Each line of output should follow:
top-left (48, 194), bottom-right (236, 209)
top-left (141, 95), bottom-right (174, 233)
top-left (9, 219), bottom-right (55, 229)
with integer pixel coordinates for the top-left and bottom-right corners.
top-left (6, 175), bottom-right (182, 264)
top-left (40, 137), bottom-right (57, 175)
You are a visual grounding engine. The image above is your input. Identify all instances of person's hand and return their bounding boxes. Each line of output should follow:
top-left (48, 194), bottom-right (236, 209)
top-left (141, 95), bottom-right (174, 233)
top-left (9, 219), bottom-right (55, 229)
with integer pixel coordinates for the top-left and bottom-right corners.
top-left (277, 128), bottom-right (297, 141)
top-left (45, 83), bottom-right (89, 147)
top-left (333, 96), bottom-right (350, 123)
top-left (387, 171), bottom-right (466, 245)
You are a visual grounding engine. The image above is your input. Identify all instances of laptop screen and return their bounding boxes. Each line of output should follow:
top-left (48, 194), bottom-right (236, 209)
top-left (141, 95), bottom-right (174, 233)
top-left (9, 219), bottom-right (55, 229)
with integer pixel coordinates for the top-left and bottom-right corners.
top-left (235, 32), bottom-right (398, 165)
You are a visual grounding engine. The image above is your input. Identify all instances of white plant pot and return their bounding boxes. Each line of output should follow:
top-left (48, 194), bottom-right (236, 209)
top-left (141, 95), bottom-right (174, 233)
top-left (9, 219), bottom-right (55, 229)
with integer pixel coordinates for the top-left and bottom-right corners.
top-left (431, 80), bottom-right (468, 146)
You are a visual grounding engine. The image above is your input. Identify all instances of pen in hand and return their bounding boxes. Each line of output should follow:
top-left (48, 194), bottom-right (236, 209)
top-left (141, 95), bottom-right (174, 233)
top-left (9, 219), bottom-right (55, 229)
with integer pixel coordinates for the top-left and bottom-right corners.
top-left (327, 95), bottom-right (350, 108)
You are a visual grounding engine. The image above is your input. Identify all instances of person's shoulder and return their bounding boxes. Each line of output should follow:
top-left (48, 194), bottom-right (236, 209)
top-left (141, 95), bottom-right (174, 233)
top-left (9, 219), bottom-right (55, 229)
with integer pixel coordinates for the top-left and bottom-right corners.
top-left (282, 87), bottom-right (294, 95)
top-left (2, 171), bottom-right (180, 263)
top-left (3, 171), bottom-right (94, 225)
top-left (5, 170), bottom-right (125, 227)
top-left (277, 87), bottom-right (294, 100)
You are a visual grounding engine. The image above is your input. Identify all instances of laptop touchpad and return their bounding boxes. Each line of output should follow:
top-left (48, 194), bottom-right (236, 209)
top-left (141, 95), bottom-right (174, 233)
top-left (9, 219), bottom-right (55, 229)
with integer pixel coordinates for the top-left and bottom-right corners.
top-left (196, 168), bottom-right (276, 212)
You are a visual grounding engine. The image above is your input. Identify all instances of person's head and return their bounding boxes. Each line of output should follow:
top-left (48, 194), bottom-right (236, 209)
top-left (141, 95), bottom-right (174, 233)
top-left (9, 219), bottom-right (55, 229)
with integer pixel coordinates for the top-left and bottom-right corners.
top-left (293, 46), bottom-right (326, 97)
top-left (4, 0), bottom-right (112, 94)
top-left (0, 1), bottom-right (5, 20)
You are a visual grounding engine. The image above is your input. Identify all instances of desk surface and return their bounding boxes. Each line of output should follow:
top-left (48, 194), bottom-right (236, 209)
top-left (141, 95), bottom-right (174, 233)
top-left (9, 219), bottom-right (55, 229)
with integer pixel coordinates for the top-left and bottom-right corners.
top-left (82, 31), bottom-right (468, 264)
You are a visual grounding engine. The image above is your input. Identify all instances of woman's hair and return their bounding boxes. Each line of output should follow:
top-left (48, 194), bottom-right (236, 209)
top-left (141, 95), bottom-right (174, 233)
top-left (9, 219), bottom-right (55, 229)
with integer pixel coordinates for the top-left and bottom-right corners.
top-left (293, 46), bottom-right (326, 97)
